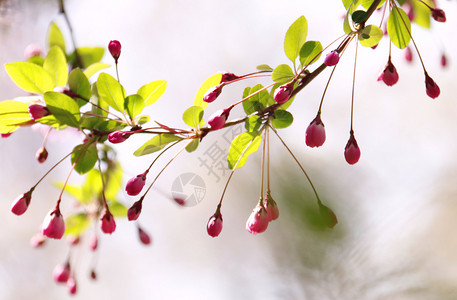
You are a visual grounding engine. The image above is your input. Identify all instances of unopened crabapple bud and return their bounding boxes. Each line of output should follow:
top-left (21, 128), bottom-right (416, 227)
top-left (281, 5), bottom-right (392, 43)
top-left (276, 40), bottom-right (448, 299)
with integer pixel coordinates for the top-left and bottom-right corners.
top-left (441, 54), bottom-right (447, 68)
top-left (305, 114), bottom-right (326, 148)
top-left (42, 208), bottom-right (65, 239)
top-left (274, 81), bottom-right (294, 104)
top-left (11, 191), bottom-right (32, 216)
top-left (246, 203), bottom-right (269, 235)
top-left (425, 73), bottom-right (440, 99)
top-left (126, 173), bottom-right (146, 196)
top-left (66, 235), bottom-right (80, 246)
top-left (66, 276), bottom-right (77, 295)
top-left (100, 210), bottom-right (116, 234)
top-left (431, 8), bottom-right (446, 23)
top-left (24, 43), bottom-right (43, 59)
top-left (1, 133), bottom-right (12, 138)
top-left (108, 40), bottom-right (121, 62)
top-left (220, 72), bottom-right (239, 83)
top-left (377, 58), bottom-right (399, 86)
top-left (207, 210), bottom-right (223, 237)
top-left (127, 199), bottom-right (143, 221)
top-left (53, 262), bottom-right (70, 283)
top-left (28, 104), bottom-right (50, 120)
top-left (405, 46), bottom-right (413, 63)
top-left (108, 131), bottom-right (131, 144)
top-left (344, 133), bottom-right (361, 165)
top-left (324, 50), bottom-right (340, 66)
top-left (138, 226), bottom-right (152, 245)
top-left (89, 233), bottom-right (98, 251)
top-left (30, 233), bottom-right (46, 248)
top-left (36, 147), bottom-right (48, 163)
top-left (203, 85), bottom-right (223, 103)
top-left (90, 270), bottom-right (97, 280)
top-left (208, 107), bottom-right (232, 131)
top-left (264, 191), bottom-right (279, 221)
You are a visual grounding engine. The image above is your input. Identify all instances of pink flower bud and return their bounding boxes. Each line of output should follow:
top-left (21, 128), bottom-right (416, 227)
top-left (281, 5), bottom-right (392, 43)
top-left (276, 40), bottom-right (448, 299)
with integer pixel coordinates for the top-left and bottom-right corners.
top-left (220, 72), bottom-right (239, 83)
top-left (324, 50), bottom-right (340, 66)
top-left (203, 85), bottom-right (223, 103)
top-left (89, 233), bottom-right (98, 251)
top-left (36, 147), bottom-right (48, 163)
top-left (264, 191), bottom-right (279, 221)
top-left (138, 226), bottom-right (152, 245)
top-left (30, 233), bottom-right (46, 248)
top-left (42, 209), bottom-right (65, 239)
top-left (246, 203), bottom-right (269, 235)
top-left (28, 104), bottom-right (50, 120)
top-left (128, 200), bottom-right (143, 221)
top-left (53, 262), bottom-right (70, 283)
top-left (305, 114), bottom-right (326, 148)
top-left (274, 81), bottom-right (294, 104)
top-left (24, 43), bottom-right (43, 59)
top-left (431, 8), bottom-right (446, 22)
top-left (100, 210), bottom-right (116, 234)
top-left (208, 107), bottom-right (232, 130)
top-left (377, 59), bottom-right (399, 86)
top-left (66, 276), bottom-right (77, 295)
top-left (108, 131), bottom-right (131, 144)
top-left (207, 210), bottom-right (223, 237)
top-left (405, 46), bottom-right (413, 63)
top-left (11, 192), bottom-right (32, 216)
top-left (319, 204), bottom-right (338, 228)
top-left (126, 173), bottom-right (146, 196)
top-left (441, 53), bottom-right (447, 68)
top-left (108, 40), bottom-right (121, 62)
top-left (344, 133), bottom-right (361, 165)
top-left (90, 270), bottom-right (97, 280)
top-left (66, 235), bottom-right (80, 246)
top-left (1, 133), bottom-right (13, 138)
top-left (425, 73), bottom-right (440, 99)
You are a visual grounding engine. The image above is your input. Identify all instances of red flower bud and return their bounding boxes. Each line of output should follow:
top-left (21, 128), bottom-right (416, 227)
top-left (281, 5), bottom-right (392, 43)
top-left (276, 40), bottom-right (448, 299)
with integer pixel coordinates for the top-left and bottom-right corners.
top-left (90, 270), bottom-right (97, 280)
top-left (220, 72), bottom-right (239, 83)
top-left (28, 104), bottom-right (50, 120)
top-left (128, 199), bottom-right (143, 221)
top-left (100, 210), bottom-right (116, 234)
top-left (66, 276), bottom-right (77, 295)
top-left (108, 131), bottom-right (131, 144)
top-left (42, 208), bottom-right (65, 239)
top-left (203, 85), bottom-right (223, 103)
top-left (126, 173), bottom-right (146, 196)
top-left (89, 233), bottom-right (98, 251)
top-left (425, 73), bottom-right (440, 99)
top-left (431, 8), bottom-right (446, 23)
top-left (274, 81), bottom-right (294, 104)
top-left (305, 114), bottom-right (326, 148)
top-left (344, 133), bottom-right (361, 165)
top-left (208, 107), bottom-right (232, 131)
top-left (404, 46), bottom-right (413, 63)
top-left (30, 233), bottom-right (46, 248)
top-left (246, 203), bottom-right (269, 235)
top-left (36, 147), bottom-right (48, 163)
top-left (1, 133), bottom-right (13, 138)
top-left (441, 53), bottom-right (447, 68)
top-left (11, 191), bottom-right (32, 216)
top-left (377, 58), bottom-right (399, 86)
top-left (138, 226), bottom-right (152, 245)
top-left (324, 50), bottom-right (340, 66)
top-left (53, 262), bottom-right (70, 283)
top-left (108, 40), bottom-right (121, 62)
top-left (207, 210), bottom-right (223, 237)
top-left (264, 191), bottom-right (279, 221)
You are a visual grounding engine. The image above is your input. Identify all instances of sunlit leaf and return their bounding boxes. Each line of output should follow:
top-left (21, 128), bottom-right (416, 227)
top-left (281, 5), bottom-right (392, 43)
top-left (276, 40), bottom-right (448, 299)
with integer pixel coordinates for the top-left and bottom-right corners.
top-left (84, 63), bottom-right (110, 79)
top-left (194, 73), bottom-right (222, 109)
top-left (68, 68), bottom-right (91, 106)
top-left (299, 41), bottom-right (323, 66)
top-left (284, 16), bottom-right (308, 63)
top-left (228, 132), bottom-right (263, 169)
top-left (358, 25), bottom-right (383, 47)
top-left (134, 134), bottom-right (182, 156)
top-left (71, 143), bottom-right (98, 175)
top-left (0, 100), bottom-right (32, 134)
top-left (5, 62), bottom-right (54, 94)
top-left (137, 80), bottom-right (167, 106)
top-left (182, 106), bottom-right (204, 128)
top-left (47, 22), bottom-right (66, 53)
top-left (44, 92), bottom-right (81, 128)
top-left (125, 94), bottom-right (145, 119)
top-left (387, 6), bottom-right (411, 49)
top-left (272, 110), bottom-right (293, 129)
top-left (65, 213), bottom-right (90, 236)
top-left (43, 46), bottom-right (68, 87)
top-left (97, 73), bottom-right (125, 113)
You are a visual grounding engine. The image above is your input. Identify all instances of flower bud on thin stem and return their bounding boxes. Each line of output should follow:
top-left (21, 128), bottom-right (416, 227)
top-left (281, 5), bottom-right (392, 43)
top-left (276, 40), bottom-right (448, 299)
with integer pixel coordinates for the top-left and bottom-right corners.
top-left (89, 233), bottom-right (98, 251)
top-left (431, 8), bottom-right (446, 23)
top-left (208, 107), bottom-right (232, 131)
top-left (319, 204), bottom-right (338, 229)
top-left (100, 209), bottom-right (116, 234)
top-left (203, 84), bottom-right (224, 103)
top-left (42, 208), bottom-right (65, 239)
top-left (126, 173), bottom-right (147, 196)
top-left (405, 46), bottom-right (413, 63)
top-left (30, 233), bottom-right (46, 248)
top-left (207, 208), bottom-right (223, 237)
top-left (108, 131), bottom-right (131, 144)
top-left (264, 191), bottom-right (279, 222)
top-left (128, 198), bottom-right (143, 221)
top-left (324, 50), bottom-right (340, 66)
top-left (377, 58), bottom-right (399, 86)
top-left (274, 81), bottom-right (294, 104)
top-left (246, 201), bottom-right (269, 235)
top-left (28, 104), bottom-right (50, 120)
top-left (36, 147), bottom-right (48, 163)
top-left (53, 262), bottom-right (71, 283)
top-left (108, 40), bottom-right (121, 62)
top-left (344, 132), bottom-right (361, 165)
top-left (305, 114), bottom-right (326, 148)
top-left (66, 275), bottom-right (77, 295)
top-left (138, 226), bottom-right (152, 245)
top-left (11, 190), bottom-right (33, 216)
top-left (424, 72), bottom-right (440, 99)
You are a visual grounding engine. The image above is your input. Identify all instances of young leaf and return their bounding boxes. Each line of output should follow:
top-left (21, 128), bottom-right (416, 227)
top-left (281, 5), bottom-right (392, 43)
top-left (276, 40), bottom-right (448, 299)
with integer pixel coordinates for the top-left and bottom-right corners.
top-left (284, 16), bottom-right (308, 63)
top-left (358, 25), bottom-right (383, 47)
top-left (75, 47), bottom-right (105, 68)
top-left (137, 80), bottom-right (167, 106)
top-left (411, 0), bottom-right (431, 28)
top-left (228, 132), bottom-right (263, 169)
top-left (185, 139), bottom-right (199, 153)
top-left (256, 64), bottom-right (273, 72)
top-left (272, 110), bottom-right (293, 129)
top-left (43, 46), bottom-right (68, 87)
top-left (47, 22), bottom-right (66, 53)
top-left (245, 115), bottom-right (262, 133)
top-left (68, 68), bottom-right (91, 106)
top-left (0, 100), bottom-right (32, 134)
top-left (84, 63), bottom-right (110, 79)
top-left (71, 143), bottom-right (98, 175)
top-left (194, 73), bottom-right (222, 109)
top-left (44, 92), bottom-right (81, 128)
top-left (361, 0), bottom-right (386, 10)
top-left (97, 73), bottom-right (125, 113)
top-left (81, 169), bottom-right (103, 203)
top-left (65, 213), bottom-right (90, 236)
top-left (134, 134), bottom-right (182, 156)
top-left (5, 62), bottom-right (54, 94)
top-left (104, 163), bottom-right (123, 200)
top-left (183, 106), bottom-right (204, 128)
top-left (109, 201), bottom-right (128, 218)
top-left (272, 64), bottom-right (294, 83)
top-left (299, 41), bottom-right (323, 66)
top-left (125, 94), bottom-right (145, 119)
top-left (242, 84), bottom-right (268, 115)
top-left (387, 6), bottom-right (411, 49)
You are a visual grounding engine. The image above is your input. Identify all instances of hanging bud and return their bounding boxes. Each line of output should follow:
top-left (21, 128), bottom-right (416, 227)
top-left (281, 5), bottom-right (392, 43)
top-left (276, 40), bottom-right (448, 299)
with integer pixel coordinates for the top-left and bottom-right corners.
top-left (1, 133), bottom-right (13, 138)
top-left (264, 191), bottom-right (279, 221)
top-left (138, 226), bottom-right (152, 245)
top-left (207, 210), bottom-right (223, 237)
top-left (89, 233), bottom-right (98, 251)
top-left (425, 73), bottom-right (440, 99)
top-left (42, 208), bottom-right (65, 239)
top-left (324, 50), bottom-right (340, 66)
top-left (30, 233), bottom-right (46, 248)
top-left (344, 132), bottom-right (361, 165)
top-left (208, 107), bottom-right (232, 131)
top-left (220, 72), bottom-right (239, 83)
top-left (90, 270), bottom-right (97, 280)
top-left (319, 204), bottom-right (338, 228)
top-left (203, 84), bottom-right (223, 103)
top-left (24, 43), bottom-right (44, 59)
top-left (66, 276), bottom-right (77, 295)
top-left (305, 114), bottom-right (326, 148)
top-left (431, 8), bottom-right (446, 23)
top-left (66, 235), bottom-right (80, 246)
top-left (36, 147), bottom-right (48, 163)
top-left (100, 209), bottom-right (116, 234)
top-left (53, 262), bottom-right (71, 283)
top-left (274, 81), bottom-right (294, 104)
top-left (246, 202), bottom-right (269, 235)
top-left (108, 131), bottom-right (131, 144)
top-left (125, 173), bottom-right (146, 196)
top-left (441, 53), bottom-right (447, 68)
top-left (127, 199), bottom-right (143, 221)
top-left (404, 46), bottom-right (413, 63)
top-left (108, 40), bottom-right (121, 62)
top-left (11, 191), bottom-right (32, 216)
top-left (377, 58), bottom-right (399, 86)
top-left (28, 104), bottom-right (50, 120)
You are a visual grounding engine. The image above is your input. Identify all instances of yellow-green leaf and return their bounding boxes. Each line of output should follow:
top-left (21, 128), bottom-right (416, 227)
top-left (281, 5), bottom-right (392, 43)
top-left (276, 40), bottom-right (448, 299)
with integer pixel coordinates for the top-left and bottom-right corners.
top-left (5, 62), bottom-right (54, 94)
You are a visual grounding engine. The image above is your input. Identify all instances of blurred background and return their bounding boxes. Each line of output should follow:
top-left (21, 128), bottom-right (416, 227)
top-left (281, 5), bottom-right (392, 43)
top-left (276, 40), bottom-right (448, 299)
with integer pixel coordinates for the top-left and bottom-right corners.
top-left (1, 0), bottom-right (457, 299)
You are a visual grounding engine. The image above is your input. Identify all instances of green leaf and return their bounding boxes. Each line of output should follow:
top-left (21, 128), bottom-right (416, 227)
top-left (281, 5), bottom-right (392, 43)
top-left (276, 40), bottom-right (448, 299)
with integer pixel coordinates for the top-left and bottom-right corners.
top-left (137, 80), bottom-right (167, 106)
top-left (76, 47), bottom-right (105, 68)
top-left (194, 73), bottom-right (222, 109)
top-left (0, 100), bottom-right (32, 134)
top-left (105, 163), bottom-right (123, 200)
top-left (43, 46), bottom-right (68, 88)
top-left (245, 115), bottom-right (262, 133)
top-left (134, 134), bottom-right (182, 156)
top-left (91, 83), bottom-right (108, 117)
top-left (183, 106), bottom-right (204, 128)
top-left (272, 110), bottom-right (293, 129)
top-left (185, 139), bottom-right (199, 153)
top-left (71, 143), bottom-right (98, 175)
top-left (228, 132), bottom-right (263, 169)
top-left (242, 84), bottom-right (268, 115)
top-left (412, 0), bottom-right (431, 28)
top-left (284, 16), bottom-right (308, 63)
top-left (68, 68), bottom-right (91, 106)
top-left (47, 22), bottom-right (66, 53)
top-left (272, 64), bottom-right (294, 83)
top-left (97, 73), bottom-right (125, 113)
top-left (352, 10), bottom-right (367, 24)
top-left (81, 169), bottom-right (103, 203)
top-left (387, 6), bottom-right (411, 49)
top-left (125, 94), bottom-right (145, 119)
top-left (343, 12), bottom-right (353, 34)
top-left (44, 92), bottom-right (81, 128)
top-left (348, 0), bottom-right (363, 13)
top-left (342, 0), bottom-right (352, 9)
top-left (5, 62), bottom-right (54, 94)
top-left (109, 201), bottom-right (128, 218)
top-left (361, 0), bottom-right (386, 9)
top-left (65, 213), bottom-right (90, 236)
top-left (256, 64), bottom-right (273, 72)
top-left (299, 41), bottom-right (323, 66)
top-left (358, 25), bottom-right (383, 47)
top-left (84, 63), bottom-right (110, 79)
top-left (58, 184), bottom-right (84, 202)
